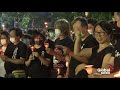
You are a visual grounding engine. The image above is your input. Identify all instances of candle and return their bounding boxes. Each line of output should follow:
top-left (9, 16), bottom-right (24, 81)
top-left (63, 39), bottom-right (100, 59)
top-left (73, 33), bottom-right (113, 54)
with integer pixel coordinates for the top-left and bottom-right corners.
top-left (114, 71), bottom-right (120, 78)
top-left (57, 68), bottom-right (60, 75)
top-left (85, 65), bottom-right (93, 75)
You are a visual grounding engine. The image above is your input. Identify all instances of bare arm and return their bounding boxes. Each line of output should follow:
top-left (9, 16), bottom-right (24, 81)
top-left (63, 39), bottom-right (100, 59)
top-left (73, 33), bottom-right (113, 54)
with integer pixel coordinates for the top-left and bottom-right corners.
top-left (101, 53), bottom-right (113, 68)
top-left (7, 57), bottom-right (25, 64)
top-left (38, 56), bottom-right (50, 67)
top-left (70, 48), bottom-right (92, 64)
top-left (74, 35), bottom-right (81, 55)
top-left (25, 54), bottom-right (33, 67)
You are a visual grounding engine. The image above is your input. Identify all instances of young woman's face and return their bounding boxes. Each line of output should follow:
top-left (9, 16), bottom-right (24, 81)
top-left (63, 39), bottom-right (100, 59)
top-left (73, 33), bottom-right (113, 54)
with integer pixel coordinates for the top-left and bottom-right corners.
top-left (0, 35), bottom-right (8, 46)
top-left (94, 25), bottom-right (110, 44)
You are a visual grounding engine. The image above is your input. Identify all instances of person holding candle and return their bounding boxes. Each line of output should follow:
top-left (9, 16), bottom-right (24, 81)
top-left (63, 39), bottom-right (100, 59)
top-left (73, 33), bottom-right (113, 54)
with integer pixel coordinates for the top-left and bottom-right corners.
top-left (46, 19), bottom-right (74, 78)
top-left (25, 30), bottom-right (53, 78)
top-left (1, 28), bottom-right (27, 78)
top-left (0, 31), bottom-right (9, 77)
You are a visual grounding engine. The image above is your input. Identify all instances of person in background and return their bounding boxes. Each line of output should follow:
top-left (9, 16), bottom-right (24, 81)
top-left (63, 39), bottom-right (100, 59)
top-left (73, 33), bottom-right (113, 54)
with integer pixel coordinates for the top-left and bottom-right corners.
top-left (0, 31), bottom-right (9, 77)
top-left (47, 28), bottom-right (55, 41)
top-left (87, 18), bottom-right (97, 35)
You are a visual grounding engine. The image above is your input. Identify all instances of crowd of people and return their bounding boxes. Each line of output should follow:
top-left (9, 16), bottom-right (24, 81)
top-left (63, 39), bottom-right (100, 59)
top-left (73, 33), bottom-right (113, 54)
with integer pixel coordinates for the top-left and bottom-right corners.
top-left (0, 12), bottom-right (120, 78)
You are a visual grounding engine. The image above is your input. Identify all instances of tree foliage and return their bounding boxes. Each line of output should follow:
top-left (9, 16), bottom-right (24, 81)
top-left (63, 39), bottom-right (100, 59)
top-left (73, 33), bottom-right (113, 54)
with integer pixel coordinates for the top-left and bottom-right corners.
top-left (0, 12), bottom-right (112, 30)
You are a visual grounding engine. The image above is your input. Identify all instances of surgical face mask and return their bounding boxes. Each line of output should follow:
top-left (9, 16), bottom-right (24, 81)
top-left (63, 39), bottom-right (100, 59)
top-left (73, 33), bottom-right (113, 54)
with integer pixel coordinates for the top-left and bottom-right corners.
top-left (49, 32), bottom-right (54, 37)
top-left (55, 29), bottom-right (61, 38)
top-left (88, 29), bottom-right (93, 34)
top-left (10, 37), bottom-right (16, 44)
top-left (1, 39), bottom-right (7, 45)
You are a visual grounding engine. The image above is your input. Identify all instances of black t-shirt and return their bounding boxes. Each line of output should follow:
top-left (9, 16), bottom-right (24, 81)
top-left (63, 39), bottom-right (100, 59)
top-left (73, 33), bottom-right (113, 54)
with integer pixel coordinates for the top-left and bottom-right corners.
top-left (69, 35), bottom-right (99, 78)
top-left (47, 39), bottom-right (55, 50)
top-left (54, 37), bottom-right (74, 76)
top-left (26, 45), bottom-right (53, 78)
top-left (55, 36), bottom-right (74, 51)
top-left (88, 45), bottom-right (114, 68)
top-left (4, 41), bottom-right (27, 75)
top-left (81, 35), bottom-right (99, 49)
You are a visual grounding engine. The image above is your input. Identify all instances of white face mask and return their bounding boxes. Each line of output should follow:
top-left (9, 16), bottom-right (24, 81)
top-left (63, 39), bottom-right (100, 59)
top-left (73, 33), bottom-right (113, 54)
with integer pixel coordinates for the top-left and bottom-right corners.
top-left (88, 29), bottom-right (93, 34)
top-left (49, 32), bottom-right (54, 37)
top-left (1, 39), bottom-right (7, 45)
top-left (55, 29), bottom-right (61, 38)
top-left (10, 37), bottom-right (16, 44)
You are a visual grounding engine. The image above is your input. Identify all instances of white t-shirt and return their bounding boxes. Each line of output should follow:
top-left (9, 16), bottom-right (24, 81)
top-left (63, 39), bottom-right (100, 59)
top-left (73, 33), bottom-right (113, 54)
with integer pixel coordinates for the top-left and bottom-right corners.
top-left (0, 46), bottom-right (7, 77)
top-left (0, 59), bottom-right (6, 77)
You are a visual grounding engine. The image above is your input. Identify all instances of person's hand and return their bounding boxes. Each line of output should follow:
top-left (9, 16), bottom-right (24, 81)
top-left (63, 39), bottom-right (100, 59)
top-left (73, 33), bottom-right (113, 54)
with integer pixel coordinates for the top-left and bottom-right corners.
top-left (46, 48), bottom-right (55, 55)
top-left (63, 46), bottom-right (72, 56)
top-left (29, 54), bottom-right (34, 61)
top-left (33, 52), bottom-right (40, 58)
top-left (55, 45), bottom-right (72, 55)
top-left (73, 25), bottom-right (82, 37)
top-left (75, 63), bottom-right (86, 75)
top-left (88, 74), bottom-right (95, 78)
top-left (1, 55), bottom-right (8, 61)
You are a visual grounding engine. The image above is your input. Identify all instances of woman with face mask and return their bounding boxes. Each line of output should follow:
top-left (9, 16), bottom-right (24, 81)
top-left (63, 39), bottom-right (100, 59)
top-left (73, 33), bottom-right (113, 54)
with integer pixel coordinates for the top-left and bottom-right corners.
top-left (25, 30), bottom-right (53, 78)
top-left (46, 19), bottom-right (74, 78)
top-left (0, 31), bottom-right (9, 77)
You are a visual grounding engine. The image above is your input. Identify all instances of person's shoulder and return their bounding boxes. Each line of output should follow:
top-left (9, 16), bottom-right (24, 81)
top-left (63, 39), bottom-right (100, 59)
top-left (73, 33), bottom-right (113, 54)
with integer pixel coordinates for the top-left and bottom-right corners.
top-left (65, 37), bottom-right (74, 42)
top-left (88, 35), bottom-right (96, 40)
top-left (7, 42), bottom-right (14, 47)
top-left (18, 41), bottom-right (27, 48)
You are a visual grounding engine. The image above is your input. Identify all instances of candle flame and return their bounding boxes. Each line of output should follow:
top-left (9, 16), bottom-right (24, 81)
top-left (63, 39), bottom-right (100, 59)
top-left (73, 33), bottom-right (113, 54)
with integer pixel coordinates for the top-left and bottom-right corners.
top-left (57, 68), bottom-right (60, 75)
top-left (44, 43), bottom-right (49, 48)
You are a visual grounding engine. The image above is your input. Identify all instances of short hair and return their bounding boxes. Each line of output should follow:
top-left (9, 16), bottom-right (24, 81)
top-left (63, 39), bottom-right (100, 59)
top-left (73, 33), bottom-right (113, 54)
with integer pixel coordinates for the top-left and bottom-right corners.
top-left (10, 28), bottom-right (22, 38)
top-left (72, 17), bottom-right (88, 27)
top-left (47, 28), bottom-right (54, 32)
top-left (30, 30), bottom-right (45, 45)
top-left (54, 19), bottom-right (70, 36)
top-left (87, 18), bottom-right (97, 26)
top-left (33, 30), bottom-right (46, 40)
top-left (1, 31), bottom-right (9, 39)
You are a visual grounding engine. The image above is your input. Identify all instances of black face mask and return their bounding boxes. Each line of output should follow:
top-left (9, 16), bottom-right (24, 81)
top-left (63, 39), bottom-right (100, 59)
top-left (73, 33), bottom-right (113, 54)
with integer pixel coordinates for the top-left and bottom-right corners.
top-left (35, 40), bottom-right (44, 45)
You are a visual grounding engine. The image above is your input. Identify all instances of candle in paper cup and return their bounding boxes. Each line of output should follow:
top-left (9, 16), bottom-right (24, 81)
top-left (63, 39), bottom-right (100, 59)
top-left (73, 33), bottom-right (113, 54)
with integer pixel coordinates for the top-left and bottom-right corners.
top-left (85, 65), bottom-right (93, 75)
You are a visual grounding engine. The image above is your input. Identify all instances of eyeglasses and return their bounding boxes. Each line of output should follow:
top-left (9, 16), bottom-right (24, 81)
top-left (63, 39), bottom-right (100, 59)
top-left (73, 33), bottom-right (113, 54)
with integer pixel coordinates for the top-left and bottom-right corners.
top-left (94, 32), bottom-right (106, 36)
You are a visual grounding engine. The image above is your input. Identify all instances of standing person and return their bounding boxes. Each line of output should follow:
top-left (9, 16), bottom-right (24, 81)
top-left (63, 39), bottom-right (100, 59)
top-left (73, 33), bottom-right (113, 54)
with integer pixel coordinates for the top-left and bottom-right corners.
top-left (68, 17), bottom-right (98, 78)
top-left (46, 19), bottom-right (74, 78)
top-left (25, 31), bottom-right (53, 78)
top-left (1, 28), bottom-right (27, 78)
top-left (0, 31), bottom-right (9, 77)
